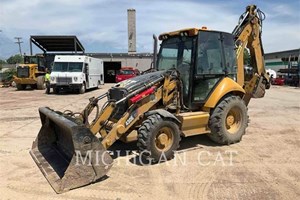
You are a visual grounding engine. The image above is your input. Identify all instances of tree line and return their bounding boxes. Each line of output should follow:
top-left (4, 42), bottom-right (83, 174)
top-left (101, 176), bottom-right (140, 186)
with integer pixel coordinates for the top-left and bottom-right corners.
top-left (0, 55), bottom-right (22, 83)
top-left (0, 54), bottom-right (23, 66)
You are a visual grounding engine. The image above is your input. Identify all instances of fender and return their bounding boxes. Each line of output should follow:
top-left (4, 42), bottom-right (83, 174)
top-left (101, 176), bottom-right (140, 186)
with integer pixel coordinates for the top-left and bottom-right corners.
top-left (204, 77), bottom-right (245, 109)
top-left (145, 109), bottom-right (181, 125)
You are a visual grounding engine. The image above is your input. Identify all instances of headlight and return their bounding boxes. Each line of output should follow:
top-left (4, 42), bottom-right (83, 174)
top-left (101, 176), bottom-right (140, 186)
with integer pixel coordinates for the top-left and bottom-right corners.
top-left (74, 77), bottom-right (78, 81)
top-left (51, 77), bottom-right (55, 81)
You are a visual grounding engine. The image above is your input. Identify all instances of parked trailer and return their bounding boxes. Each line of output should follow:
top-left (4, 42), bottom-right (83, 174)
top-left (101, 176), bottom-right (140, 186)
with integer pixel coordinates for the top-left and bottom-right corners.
top-left (50, 55), bottom-right (104, 94)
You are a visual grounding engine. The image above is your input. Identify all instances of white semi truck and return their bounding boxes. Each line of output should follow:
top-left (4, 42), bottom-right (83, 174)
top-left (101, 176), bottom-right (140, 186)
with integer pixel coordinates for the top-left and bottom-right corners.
top-left (50, 55), bottom-right (104, 94)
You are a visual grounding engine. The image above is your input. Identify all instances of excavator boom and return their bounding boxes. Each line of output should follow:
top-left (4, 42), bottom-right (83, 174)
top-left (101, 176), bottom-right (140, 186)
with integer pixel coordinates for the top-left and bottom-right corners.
top-left (233, 5), bottom-right (269, 105)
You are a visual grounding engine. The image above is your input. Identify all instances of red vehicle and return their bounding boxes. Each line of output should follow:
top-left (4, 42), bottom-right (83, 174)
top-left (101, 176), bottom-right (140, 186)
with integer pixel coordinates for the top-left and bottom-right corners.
top-left (272, 76), bottom-right (285, 86)
top-left (115, 67), bottom-right (140, 82)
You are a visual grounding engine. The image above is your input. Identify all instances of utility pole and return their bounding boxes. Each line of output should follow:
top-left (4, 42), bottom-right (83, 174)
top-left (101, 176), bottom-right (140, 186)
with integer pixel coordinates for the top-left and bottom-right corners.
top-left (14, 37), bottom-right (23, 55)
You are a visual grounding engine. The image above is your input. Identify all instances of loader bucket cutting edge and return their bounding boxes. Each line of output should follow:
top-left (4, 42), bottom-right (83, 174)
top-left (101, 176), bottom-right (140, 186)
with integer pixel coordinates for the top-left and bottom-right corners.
top-left (30, 107), bottom-right (113, 193)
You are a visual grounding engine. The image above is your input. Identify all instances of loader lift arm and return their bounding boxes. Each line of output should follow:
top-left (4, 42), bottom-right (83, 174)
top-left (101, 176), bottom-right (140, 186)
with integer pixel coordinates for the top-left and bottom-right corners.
top-left (78, 70), bottom-right (180, 149)
top-left (233, 5), bottom-right (270, 105)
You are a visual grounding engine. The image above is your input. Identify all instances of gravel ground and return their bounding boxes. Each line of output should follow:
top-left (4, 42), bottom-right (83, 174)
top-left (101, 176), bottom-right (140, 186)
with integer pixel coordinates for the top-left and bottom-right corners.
top-left (0, 85), bottom-right (299, 200)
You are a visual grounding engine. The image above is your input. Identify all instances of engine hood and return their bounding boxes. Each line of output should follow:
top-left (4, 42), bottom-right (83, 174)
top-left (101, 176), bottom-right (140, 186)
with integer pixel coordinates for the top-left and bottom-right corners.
top-left (112, 70), bottom-right (166, 93)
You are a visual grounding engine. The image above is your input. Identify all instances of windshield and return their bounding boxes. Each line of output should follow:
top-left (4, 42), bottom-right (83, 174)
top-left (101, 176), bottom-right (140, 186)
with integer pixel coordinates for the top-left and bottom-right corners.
top-left (52, 62), bottom-right (83, 72)
top-left (24, 56), bottom-right (45, 66)
top-left (157, 36), bottom-right (194, 103)
top-left (157, 36), bottom-right (194, 71)
top-left (118, 70), bottom-right (134, 75)
top-left (24, 56), bottom-right (38, 64)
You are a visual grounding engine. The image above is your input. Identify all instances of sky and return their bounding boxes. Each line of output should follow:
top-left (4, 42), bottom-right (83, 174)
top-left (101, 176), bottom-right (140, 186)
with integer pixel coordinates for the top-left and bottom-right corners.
top-left (0, 0), bottom-right (299, 59)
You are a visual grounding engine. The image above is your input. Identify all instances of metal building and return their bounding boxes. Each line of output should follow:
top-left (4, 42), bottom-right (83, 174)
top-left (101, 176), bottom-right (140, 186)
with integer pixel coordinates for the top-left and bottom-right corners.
top-left (264, 48), bottom-right (299, 72)
top-left (88, 53), bottom-right (153, 83)
top-left (264, 48), bottom-right (300, 86)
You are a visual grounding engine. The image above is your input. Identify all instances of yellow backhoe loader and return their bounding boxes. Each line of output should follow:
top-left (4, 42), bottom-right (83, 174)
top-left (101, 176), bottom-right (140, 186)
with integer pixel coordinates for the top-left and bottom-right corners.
top-left (30, 5), bottom-right (269, 193)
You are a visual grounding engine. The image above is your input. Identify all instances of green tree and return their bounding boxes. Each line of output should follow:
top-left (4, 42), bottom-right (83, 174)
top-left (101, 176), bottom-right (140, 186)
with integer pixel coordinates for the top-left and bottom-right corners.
top-left (6, 54), bottom-right (23, 64)
top-left (2, 68), bottom-right (17, 82)
top-left (0, 59), bottom-right (6, 70)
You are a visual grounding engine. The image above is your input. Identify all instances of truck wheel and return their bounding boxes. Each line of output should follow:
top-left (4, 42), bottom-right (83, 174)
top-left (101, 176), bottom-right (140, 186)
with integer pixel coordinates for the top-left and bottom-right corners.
top-left (37, 76), bottom-right (46, 90)
top-left (137, 114), bottom-right (181, 162)
top-left (79, 83), bottom-right (86, 94)
top-left (16, 84), bottom-right (26, 90)
top-left (208, 95), bottom-right (248, 145)
top-left (30, 84), bottom-right (37, 89)
top-left (53, 87), bottom-right (60, 94)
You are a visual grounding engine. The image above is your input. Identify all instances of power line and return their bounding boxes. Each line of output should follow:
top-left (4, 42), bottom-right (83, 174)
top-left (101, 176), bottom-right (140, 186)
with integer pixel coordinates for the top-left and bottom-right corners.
top-left (14, 37), bottom-right (23, 55)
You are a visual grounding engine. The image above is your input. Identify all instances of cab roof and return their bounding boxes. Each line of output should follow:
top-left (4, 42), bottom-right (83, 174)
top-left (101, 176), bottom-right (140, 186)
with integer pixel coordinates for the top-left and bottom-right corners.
top-left (159, 27), bottom-right (209, 40)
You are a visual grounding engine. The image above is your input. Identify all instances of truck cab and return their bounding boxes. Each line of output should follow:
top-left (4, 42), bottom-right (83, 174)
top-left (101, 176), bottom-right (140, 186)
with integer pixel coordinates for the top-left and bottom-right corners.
top-left (50, 55), bottom-right (104, 94)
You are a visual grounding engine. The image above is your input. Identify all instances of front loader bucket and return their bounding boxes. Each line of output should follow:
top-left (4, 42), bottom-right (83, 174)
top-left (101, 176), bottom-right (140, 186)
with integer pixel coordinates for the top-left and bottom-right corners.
top-left (30, 107), bottom-right (113, 193)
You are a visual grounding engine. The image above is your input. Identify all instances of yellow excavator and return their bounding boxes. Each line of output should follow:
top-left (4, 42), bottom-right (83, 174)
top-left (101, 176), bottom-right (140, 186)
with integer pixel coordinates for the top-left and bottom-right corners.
top-left (30, 5), bottom-right (269, 193)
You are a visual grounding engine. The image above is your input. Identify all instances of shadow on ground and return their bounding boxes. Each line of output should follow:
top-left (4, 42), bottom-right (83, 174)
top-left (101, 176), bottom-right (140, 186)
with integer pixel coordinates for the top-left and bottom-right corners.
top-left (108, 133), bottom-right (221, 166)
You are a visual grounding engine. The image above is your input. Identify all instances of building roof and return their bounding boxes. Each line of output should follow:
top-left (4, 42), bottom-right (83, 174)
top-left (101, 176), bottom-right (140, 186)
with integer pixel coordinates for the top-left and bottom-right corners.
top-left (30, 35), bottom-right (85, 53)
top-left (264, 48), bottom-right (300, 60)
top-left (87, 52), bottom-right (153, 58)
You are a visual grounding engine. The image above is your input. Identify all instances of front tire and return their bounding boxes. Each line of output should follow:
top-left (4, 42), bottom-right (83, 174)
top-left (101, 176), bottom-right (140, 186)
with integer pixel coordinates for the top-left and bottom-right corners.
top-left (79, 82), bottom-right (86, 94)
top-left (137, 114), bottom-right (181, 162)
top-left (30, 84), bottom-right (37, 89)
top-left (37, 76), bottom-right (46, 90)
top-left (16, 84), bottom-right (26, 90)
top-left (208, 95), bottom-right (248, 145)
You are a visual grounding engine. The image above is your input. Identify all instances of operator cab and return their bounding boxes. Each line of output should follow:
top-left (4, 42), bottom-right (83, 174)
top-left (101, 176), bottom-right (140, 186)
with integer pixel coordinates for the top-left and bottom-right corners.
top-left (157, 28), bottom-right (237, 110)
top-left (24, 55), bottom-right (46, 71)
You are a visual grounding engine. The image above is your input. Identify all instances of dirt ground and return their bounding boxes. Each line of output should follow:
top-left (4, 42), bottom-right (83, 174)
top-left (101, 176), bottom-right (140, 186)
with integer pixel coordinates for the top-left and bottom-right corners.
top-left (0, 85), bottom-right (299, 200)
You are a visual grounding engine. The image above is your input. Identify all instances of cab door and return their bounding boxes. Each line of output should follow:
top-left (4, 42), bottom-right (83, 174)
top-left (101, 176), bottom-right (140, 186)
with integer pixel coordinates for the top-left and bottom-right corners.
top-left (191, 31), bottom-right (236, 110)
top-left (84, 63), bottom-right (89, 88)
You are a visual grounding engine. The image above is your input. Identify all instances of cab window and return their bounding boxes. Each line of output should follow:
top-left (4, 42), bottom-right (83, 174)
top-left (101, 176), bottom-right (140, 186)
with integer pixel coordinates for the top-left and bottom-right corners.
top-left (223, 33), bottom-right (237, 74)
top-left (193, 31), bottom-right (224, 103)
top-left (158, 37), bottom-right (194, 103)
top-left (197, 31), bottom-right (223, 74)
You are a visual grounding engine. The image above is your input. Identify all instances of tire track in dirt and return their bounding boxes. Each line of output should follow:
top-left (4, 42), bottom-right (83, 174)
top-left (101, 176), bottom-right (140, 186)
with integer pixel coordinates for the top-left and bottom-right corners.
top-left (232, 143), bottom-right (295, 199)
top-left (186, 159), bottom-right (221, 200)
top-left (5, 179), bottom-right (141, 200)
top-left (0, 91), bottom-right (91, 137)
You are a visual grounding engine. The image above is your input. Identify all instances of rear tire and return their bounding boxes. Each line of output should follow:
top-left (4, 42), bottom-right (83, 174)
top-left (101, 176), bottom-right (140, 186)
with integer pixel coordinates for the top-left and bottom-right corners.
top-left (16, 84), bottom-right (26, 90)
top-left (208, 95), bottom-right (248, 144)
top-left (37, 76), bottom-right (46, 90)
top-left (137, 114), bottom-right (181, 162)
top-left (79, 82), bottom-right (86, 94)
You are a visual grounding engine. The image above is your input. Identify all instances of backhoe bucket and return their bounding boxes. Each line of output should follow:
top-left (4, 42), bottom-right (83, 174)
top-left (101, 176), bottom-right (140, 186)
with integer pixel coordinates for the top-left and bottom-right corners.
top-left (30, 107), bottom-right (113, 193)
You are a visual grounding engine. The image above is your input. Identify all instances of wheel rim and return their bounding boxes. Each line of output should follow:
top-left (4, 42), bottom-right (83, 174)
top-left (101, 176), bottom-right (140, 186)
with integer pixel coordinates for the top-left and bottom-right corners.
top-left (155, 127), bottom-right (173, 151)
top-left (226, 106), bottom-right (242, 134)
